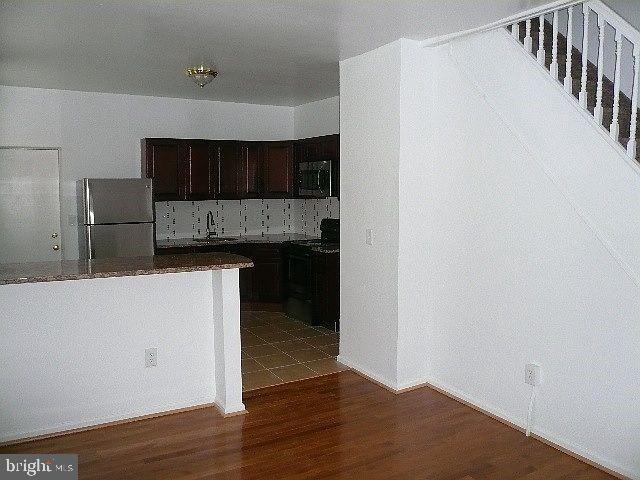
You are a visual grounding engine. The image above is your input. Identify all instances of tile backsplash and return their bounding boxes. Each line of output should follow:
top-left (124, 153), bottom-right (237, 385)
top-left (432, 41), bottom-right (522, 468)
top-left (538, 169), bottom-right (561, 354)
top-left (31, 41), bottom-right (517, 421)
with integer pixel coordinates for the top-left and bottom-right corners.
top-left (155, 198), bottom-right (339, 240)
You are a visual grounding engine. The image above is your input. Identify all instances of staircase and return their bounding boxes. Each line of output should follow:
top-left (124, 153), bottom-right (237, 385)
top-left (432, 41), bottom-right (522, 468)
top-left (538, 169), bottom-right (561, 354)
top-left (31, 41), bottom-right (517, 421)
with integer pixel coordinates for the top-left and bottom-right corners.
top-left (508, 1), bottom-right (639, 160)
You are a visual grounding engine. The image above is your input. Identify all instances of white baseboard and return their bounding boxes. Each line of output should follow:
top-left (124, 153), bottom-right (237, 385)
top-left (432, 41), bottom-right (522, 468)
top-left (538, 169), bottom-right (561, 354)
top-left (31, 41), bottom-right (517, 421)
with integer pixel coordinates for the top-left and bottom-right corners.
top-left (213, 399), bottom-right (246, 417)
top-left (337, 354), bottom-right (399, 391)
top-left (338, 362), bottom-right (634, 480)
top-left (423, 380), bottom-right (634, 479)
top-left (0, 396), bottom-right (217, 445)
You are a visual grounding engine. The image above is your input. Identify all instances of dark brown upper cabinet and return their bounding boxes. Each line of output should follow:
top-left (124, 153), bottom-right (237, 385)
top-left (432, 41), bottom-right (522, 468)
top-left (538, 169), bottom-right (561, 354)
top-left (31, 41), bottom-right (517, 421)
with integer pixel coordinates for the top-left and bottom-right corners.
top-left (141, 138), bottom-right (182, 201)
top-left (213, 141), bottom-right (241, 199)
top-left (263, 141), bottom-right (294, 197)
top-left (238, 142), bottom-right (263, 198)
top-left (297, 134), bottom-right (338, 163)
top-left (181, 140), bottom-right (212, 200)
top-left (142, 135), bottom-right (337, 201)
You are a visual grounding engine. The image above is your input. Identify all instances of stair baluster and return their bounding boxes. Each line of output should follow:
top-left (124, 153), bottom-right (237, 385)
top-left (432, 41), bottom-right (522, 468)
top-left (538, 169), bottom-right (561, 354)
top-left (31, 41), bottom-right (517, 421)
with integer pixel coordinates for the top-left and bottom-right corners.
top-left (508, 1), bottom-right (640, 161)
top-left (628, 46), bottom-right (639, 157)
top-left (525, 19), bottom-right (532, 53)
top-left (579, 5), bottom-right (590, 108)
top-left (564, 6), bottom-right (574, 93)
top-left (550, 11), bottom-right (559, 78)
top-left (537, 14), bottom-right (546, 64)
top-left (595, 16), bottom-right (606, 123)
top-left (610, 31), bottom-right (623, 140)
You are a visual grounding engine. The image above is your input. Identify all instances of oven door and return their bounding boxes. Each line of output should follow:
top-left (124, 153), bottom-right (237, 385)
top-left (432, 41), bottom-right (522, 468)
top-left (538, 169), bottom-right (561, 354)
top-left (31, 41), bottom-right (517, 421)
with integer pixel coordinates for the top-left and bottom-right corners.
top-left (298, 161), bottom-right (331, 197)
top-left (287, 250), bottom-right (311, 300)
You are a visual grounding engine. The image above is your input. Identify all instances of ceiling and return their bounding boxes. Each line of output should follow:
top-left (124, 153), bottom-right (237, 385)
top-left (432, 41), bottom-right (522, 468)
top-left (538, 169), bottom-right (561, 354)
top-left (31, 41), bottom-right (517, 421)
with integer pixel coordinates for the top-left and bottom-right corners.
top-left (0, 0), bottom-right (551, 106)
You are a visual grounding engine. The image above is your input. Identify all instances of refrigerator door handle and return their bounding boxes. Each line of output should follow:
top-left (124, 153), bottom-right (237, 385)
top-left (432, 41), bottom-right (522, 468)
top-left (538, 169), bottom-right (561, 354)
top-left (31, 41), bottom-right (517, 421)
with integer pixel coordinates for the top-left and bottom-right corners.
top-left (86, 225), bottom-right (94, 259)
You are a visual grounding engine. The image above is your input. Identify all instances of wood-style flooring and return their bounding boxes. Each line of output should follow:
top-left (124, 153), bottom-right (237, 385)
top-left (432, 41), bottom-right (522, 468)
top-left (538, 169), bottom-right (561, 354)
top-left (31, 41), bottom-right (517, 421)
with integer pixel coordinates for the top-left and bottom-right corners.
top-left (1, 371), bottom-right (614, 479)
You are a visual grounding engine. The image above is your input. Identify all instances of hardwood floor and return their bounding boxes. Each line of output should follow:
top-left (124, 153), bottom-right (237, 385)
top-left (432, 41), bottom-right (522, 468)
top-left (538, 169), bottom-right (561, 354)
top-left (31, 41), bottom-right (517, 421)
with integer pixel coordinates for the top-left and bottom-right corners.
top-left (1, 372), bottom-right (614, 479)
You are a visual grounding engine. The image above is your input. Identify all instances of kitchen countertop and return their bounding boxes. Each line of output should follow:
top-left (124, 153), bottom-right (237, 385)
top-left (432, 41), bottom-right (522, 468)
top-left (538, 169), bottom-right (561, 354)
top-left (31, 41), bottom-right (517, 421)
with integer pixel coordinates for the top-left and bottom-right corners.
top-left (156, 234), bottom-right (320, 249)
top-left (157, 234), bottom-right (339, 254)
top-left (0, 253), bottom-right (253, 285)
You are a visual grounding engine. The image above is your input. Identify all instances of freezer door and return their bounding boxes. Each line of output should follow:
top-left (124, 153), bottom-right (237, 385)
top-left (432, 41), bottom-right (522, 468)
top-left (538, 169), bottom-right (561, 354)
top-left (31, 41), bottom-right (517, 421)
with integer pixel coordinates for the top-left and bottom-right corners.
top-left (81, 178), bottom-right (153, 224)
top-left (81, 223), bottom-right (155, 259)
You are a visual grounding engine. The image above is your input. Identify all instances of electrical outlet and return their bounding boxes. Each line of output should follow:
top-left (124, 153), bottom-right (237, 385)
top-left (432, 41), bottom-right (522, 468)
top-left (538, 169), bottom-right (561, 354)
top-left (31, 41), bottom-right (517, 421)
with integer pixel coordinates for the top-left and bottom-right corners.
top-left (145, 347), bottom-right (157, 368)
top-left (525, 363), bottom-right (541, 386)
top-left (365, 229), bottom-right (373, 245)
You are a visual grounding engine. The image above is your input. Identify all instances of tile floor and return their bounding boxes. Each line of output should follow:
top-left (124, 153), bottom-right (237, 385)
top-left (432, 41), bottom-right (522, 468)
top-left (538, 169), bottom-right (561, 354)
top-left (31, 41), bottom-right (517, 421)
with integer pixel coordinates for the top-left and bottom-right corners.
top-left (241, 311), bottom-right (346, 391)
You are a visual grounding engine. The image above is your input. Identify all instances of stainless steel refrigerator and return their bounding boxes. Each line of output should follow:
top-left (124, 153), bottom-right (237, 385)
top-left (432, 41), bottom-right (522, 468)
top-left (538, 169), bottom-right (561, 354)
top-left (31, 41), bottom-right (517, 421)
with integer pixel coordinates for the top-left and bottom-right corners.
top-left (78, 178), bottom-right (155, 259)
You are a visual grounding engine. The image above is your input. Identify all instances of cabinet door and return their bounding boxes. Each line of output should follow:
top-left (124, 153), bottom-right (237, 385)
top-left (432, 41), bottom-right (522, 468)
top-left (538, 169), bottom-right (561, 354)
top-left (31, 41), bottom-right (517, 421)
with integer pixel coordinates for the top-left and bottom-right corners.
top-left (311, 251), bottom-right (339, 330)
top-left (239, 267), bottom-right (254, 302)
top-left (142, 139), bottom-right (182, 200)
top-left (263, 141), bottom-right (293, 197)
top-left (243, 244), bottom-right (284, 303)
top-left (302, 140), bottom-right (321, 163)
top-left (182, 140), bottom-right (212, 200)
top-left (322, 135), bottom-right (339, 162)
top-left (254, 261), bottom-right (283, 302)
top-left (238, 142), bottom-right (262, 197)
top-left (215, 141), bottom-right (240, 199)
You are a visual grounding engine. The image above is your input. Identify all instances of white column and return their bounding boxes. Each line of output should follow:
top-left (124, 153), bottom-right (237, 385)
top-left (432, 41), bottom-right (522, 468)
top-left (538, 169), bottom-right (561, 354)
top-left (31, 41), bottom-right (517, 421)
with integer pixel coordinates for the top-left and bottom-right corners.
top-left (550, 11), bottom-right (559, 78)
top-left (537, 14), bottom-right (546, 65)
top-left (595, 16), bottom-right (606, 123)
top-left (579, 5), bottom-right (591, 108)
top-left (610, 31), bottom-right (623, 141)
top-left (525, 19), bottom-right (533, 53)
top-left (512, 22), bottom-right (520, 40)
top-left (212, 268), bottom-right (245, 415)
top-left (628, 45), bottom-right (639, 157)
top-left (564, 6), bottom-right (574, 92)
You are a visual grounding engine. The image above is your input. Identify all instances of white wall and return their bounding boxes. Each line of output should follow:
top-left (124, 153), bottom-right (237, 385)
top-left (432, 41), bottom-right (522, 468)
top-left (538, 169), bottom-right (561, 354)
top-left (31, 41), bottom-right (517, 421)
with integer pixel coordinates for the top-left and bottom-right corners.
top-left (293, 96), bottom-right (339, 139)
top-left (339, 30), bottom-right (640, 478)
top-left (339, 38), bottom-right (432, 389)
top-left (604, 0), bottom-right (640, 31)
top-left (0, 271), bottom-right (217, 441)
top-left (0, 85), bottom-right (294, 259)
top-left (396, 41), bottom-right (433, 389)
top-left (427, 30), bottom-right (640, 479)
top-left (338, 41), bottom-right (401, 387)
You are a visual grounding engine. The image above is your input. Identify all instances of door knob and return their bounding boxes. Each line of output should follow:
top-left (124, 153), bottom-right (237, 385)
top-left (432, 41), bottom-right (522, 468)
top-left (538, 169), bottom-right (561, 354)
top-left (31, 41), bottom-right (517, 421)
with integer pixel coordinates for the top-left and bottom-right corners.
top-left (52, 245), bottom-right (60, 251)
top-left (52, 232), bottom-right (58, 238)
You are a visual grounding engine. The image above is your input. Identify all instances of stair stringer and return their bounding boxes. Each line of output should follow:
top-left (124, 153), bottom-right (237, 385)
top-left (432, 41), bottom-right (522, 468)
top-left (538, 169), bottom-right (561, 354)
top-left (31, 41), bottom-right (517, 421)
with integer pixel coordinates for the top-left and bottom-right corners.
top-left (449, 28), bottom-right (640, 288)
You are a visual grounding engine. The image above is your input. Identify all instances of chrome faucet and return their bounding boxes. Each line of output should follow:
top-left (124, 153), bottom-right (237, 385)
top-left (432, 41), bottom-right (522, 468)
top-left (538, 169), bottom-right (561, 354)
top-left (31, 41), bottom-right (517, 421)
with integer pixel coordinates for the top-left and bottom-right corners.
top-left (206, 211), bottom-right (215, 237)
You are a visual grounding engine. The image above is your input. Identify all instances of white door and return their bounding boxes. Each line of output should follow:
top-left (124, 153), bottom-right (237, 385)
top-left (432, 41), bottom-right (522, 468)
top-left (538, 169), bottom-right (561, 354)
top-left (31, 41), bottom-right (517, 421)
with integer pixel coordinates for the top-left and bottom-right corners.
top-left (0, 148), bottom-right (62, 263)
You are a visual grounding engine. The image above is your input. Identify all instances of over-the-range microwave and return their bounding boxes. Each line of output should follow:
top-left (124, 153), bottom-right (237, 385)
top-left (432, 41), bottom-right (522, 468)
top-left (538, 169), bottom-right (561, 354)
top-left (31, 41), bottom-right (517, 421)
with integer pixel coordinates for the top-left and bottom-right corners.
top-left (298, 160), bottom-right (332, 197)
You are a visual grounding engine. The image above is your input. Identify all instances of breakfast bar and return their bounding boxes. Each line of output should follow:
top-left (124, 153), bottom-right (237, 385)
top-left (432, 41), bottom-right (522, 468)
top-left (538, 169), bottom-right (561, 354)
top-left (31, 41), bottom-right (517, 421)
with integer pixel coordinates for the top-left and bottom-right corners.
top-left (0, 253), bottom-right (252, 444)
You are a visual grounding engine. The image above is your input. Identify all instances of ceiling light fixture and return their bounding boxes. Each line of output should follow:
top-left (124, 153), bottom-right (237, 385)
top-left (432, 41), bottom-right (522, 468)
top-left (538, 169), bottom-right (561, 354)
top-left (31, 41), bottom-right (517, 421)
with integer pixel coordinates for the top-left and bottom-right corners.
top-left (185, 63), bottom-right (218, 88)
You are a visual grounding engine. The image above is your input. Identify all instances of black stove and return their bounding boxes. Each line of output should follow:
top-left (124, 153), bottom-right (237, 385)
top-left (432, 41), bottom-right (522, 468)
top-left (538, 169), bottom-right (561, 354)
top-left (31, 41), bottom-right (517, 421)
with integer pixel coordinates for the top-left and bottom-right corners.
top-left (289, 218), bottom-right (339, 251)
top-left (285, 218), bottom-right (339, 330)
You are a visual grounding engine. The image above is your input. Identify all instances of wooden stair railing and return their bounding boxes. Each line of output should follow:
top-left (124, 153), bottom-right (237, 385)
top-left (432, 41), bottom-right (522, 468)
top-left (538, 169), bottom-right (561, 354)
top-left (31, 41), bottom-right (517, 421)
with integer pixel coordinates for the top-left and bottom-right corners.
top-left (508, 1), bottom-right (640, 161)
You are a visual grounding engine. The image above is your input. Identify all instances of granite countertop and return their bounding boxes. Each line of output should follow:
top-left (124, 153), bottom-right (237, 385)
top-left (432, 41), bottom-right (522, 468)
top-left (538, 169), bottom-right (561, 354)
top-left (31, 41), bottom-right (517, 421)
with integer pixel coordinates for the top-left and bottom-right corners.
top-left (156, 233), bottom-right (320, 249)
top-left (309, 245), bottom-right (339, 254)
top-left (0, 253), bottom-right (253, 286)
